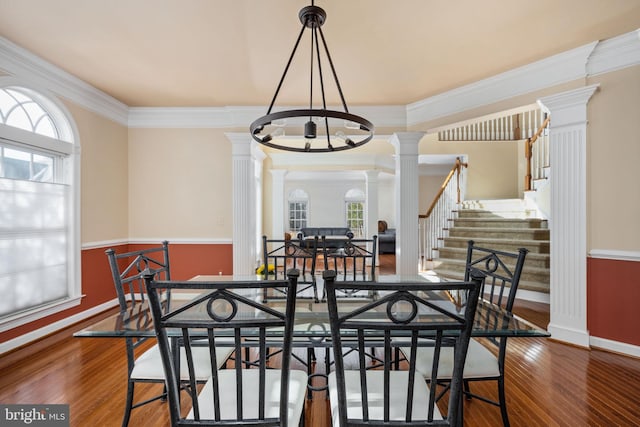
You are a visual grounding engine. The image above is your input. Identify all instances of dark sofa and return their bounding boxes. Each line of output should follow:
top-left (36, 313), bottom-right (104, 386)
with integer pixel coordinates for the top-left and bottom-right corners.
top-left (378, 228), bottom-right (396, 254)
top-left (297, 227), bottom-right (354, 249)
top-left (377, 220), bottom-right (396, 254)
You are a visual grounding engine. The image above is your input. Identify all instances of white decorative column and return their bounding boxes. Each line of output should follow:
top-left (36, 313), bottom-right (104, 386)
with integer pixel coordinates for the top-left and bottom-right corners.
top-left (253, 146), bottom-right (267, 262)
top-left (390, 132), bottom-right (425, 276)
top-left (270, 169), bottom-right (287, 239)
top-left (364, 170), bottom-right (380, 261)
top-left (539, 84), bottom-right (598, 347)
top-left (226, 133), bottom-right (259, 275)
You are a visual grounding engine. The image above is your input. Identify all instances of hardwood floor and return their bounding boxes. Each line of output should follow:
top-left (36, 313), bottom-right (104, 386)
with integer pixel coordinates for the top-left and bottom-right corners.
top-left (2, 255), bottom-right (639, 426)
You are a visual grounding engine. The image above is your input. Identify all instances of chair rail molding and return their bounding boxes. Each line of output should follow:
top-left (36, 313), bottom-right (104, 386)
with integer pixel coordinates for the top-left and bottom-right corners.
top-left (539, 84), bottom-right (599, 348)
top-left (588, 249), bottom-right (640, 262)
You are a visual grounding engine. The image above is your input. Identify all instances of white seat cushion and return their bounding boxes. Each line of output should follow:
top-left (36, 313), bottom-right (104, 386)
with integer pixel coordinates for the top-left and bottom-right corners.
top-left (131, 343), bottom-right (234, 381)
top-left (187, 369), bottom-right (307, 425)
top-left (401, 338), bottom-right (500, 379)
top-left (328, 370), bottom-right (441, 427)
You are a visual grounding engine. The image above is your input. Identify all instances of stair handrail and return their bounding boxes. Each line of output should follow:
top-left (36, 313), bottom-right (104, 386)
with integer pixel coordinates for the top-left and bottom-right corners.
top-left (418, 157), bottom-right (468, 268)
top-left (524, 114), bottom-right (551, 191)
top-left (420, 157), bottom-right (468, 219)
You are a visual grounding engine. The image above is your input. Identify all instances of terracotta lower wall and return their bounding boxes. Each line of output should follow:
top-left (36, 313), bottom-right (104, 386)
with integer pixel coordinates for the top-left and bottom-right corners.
top-left (0, 242), bottom-right (233, 345)
top-left (128, 242), bottom-right (233, 280)
top-left (587, 257), bottom-right (640, 346)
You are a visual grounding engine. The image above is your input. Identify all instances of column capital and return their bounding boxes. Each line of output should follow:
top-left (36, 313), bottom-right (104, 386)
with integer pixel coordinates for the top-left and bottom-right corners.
top-left (390, 132), bottom-right (426, 155)
top-left (539, 84), bottom-right (599, 127)
top-left (364, 170), bottom-right (380, 182)
top-left (226, 132), bottom-right (267, 161)
top-left (225, 132), bottom-right (253, 156)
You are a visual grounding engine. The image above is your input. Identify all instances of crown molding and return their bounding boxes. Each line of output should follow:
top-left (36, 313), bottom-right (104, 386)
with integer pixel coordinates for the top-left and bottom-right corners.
top-left (406, 42), bottom-right (598, 126)
top-left (3, 28), bottom-right (639, 130)
top-left (587, 29), bottom-right (640, 76)
top-left (0, 36), bottom-right (129, 126)
top-left (128, 106), bottom-right (261, 128)
top-left (129, 105), bottom-right (406, 129)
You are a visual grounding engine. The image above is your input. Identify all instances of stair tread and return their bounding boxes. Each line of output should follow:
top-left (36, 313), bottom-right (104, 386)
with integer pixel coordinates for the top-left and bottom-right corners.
top-left (434, 258), bottom-right (549, 273)
top-left (436, 247), bottom-right (550, 260)
top-left (433, 269), bottom-right (549, 293)
top-left (450, 226), bottom-right (548, 231)
top-left (453, 217), bottom-right (546, 221)
top-left (443, 236), bottom-right (550, 244)
top-left (429, 198), bottom-right (550, 293)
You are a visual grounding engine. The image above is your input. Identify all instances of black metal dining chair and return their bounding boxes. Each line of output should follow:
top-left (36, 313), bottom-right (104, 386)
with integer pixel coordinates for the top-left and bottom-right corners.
top-left (144, 269), bottom-right (307, 427)
top-left (324, 270), bottom-right (482, 426)
top-left (319, 235), bottom-right (380, 387)
top-left (400, 240), bottom-right (528, 427)
top-left (321, 235), bottom-right (377, 300)
top-left (106, 242), bottom-right (233, 427)
top-left (262, 235), bottom-right (320, 302)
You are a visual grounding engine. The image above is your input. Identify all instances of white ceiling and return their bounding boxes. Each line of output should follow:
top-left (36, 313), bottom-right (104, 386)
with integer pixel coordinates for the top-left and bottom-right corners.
top-left (1, 0), bottom-right (639, 108)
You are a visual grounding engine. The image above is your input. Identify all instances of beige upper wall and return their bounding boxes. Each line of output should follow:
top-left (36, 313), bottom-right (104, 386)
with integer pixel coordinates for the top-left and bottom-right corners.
top-left (63, 101), bottom-right (129, 244)
top-left (587, 65), bottom-right (640, 251)
top-left (127, 128), bottom-right (233, 240)
top-left (419, 175), bottom-right (445, 215)
top-left (419, 135), bottom-right (520, 200)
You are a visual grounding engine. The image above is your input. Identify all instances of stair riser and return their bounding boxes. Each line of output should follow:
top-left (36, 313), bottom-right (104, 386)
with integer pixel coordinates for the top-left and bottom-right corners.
top-left (434, 263), bottom-right (549, 283)
top-left (436, 248), bottom-right (550, 268)
top-left (456, 211), bottom-right (534, 219)
top-left (448, 229), bottom-right (549, 240)
top-left (452, 219), bottom-right (548, 229)
top-left (441, 238), bottom-right (550, 254)
top-left (435, 201), bottom-right (551, 294)
top-left (436, 269), bottom-right (548, 293)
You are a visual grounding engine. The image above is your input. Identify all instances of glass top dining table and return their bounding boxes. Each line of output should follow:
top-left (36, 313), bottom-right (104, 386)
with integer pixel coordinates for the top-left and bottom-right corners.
top-left (73, 273), bottom-right (550, 341)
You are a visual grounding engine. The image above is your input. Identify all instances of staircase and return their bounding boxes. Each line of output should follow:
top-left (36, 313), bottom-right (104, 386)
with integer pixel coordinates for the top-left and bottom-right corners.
top-left (432, 199), bottom-right (550, 297)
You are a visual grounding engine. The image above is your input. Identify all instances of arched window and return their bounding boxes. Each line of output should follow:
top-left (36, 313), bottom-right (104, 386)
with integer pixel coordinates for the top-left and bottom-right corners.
top-left (0, 82), bottom-right (80, 331)
top-left (345, 188), bottom-right (365, 237)
top-left (287, 189), bottom-right (308, 232)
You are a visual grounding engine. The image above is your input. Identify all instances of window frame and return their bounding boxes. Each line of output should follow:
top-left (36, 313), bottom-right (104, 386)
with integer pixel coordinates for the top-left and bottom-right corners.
top-left (287, 189), bottom-right (309, 232)
top-left (0, 79), bottom-right (81, 333)
top-left (345, 201), bottom-right (365, 237)
top-left (344, 188), bottom-right (366, 237)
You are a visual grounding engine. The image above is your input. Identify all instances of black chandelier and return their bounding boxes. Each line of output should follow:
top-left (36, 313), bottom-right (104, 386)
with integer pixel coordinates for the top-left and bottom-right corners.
top-left (250, 1), bottom-right (374, 153)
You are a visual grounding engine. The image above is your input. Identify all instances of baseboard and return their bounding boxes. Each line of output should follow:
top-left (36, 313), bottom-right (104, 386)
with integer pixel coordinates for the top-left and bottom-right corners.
top-left (547, 323), bottom-right (590, 348)
top-left (515, 289), bottom-right (550, 304)
top-left (590, 336), bottom-right (640, 359)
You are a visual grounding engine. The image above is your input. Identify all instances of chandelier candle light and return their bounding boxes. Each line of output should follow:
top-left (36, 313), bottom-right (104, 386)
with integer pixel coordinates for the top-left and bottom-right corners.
top-left (250, 1), bottom-right (374, 152)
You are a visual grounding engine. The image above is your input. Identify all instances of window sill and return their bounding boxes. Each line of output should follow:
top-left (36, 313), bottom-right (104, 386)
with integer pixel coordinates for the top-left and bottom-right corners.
top-left (0, 295), bottom-right (84, 333)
